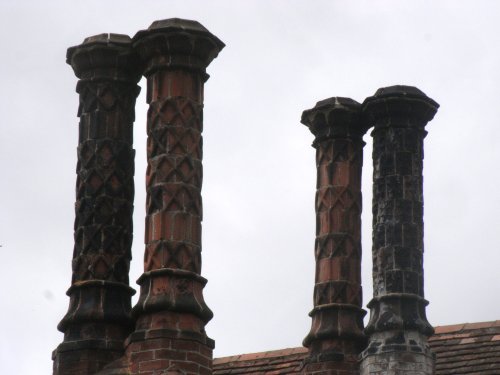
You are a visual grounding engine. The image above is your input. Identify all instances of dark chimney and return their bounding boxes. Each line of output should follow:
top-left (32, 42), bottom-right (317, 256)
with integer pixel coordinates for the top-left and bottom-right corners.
top-left (360, 86), bottom-right (439, 375)
top-left (53, 34), bottom-right (141, 375)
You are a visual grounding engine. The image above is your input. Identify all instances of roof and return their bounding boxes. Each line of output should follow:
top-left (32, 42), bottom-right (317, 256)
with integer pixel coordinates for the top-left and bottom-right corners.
top-left (430, 321), bottom-right (500, 374)
top-left (214, 347), bottom-right (307, 375)
top-left (213, 321), bottom-right (500, 375)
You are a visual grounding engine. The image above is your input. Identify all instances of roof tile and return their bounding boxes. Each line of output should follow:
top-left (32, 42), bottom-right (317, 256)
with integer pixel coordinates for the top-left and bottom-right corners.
top-left (214, 321), bottom-right (500, 375)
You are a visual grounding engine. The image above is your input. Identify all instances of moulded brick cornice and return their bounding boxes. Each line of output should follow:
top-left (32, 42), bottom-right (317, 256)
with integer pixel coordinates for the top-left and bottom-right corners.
top-left (362, 85), bottom-right (440, 127)
top-left (301, 97), bottom-right (369, 146)
top-left (132, 18), bottom-right (225, 76)
top-left (67, 33), bottom-right (141, 82)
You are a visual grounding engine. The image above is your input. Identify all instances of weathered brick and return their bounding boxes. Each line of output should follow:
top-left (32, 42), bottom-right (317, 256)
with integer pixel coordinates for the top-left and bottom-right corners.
top-left (139, 359), bottom-right (170, 372)
top-left (155, 349), bottom-right (187, 361)
top-left (361, 85), bottom-right (439, 374)
top-left (53, 33), bottom-right (141, 375)
top-left (130, 350), bottom-right (154, 362)
top-left (114, 19), bottom-right (223, 375)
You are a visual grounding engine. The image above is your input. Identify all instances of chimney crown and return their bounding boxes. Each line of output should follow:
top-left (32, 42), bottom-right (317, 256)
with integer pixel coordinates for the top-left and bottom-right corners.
top-left (66, 33), bottom-right (140, 81)
top-left (132, 18), bottom-right (224, 75)
top-left (301, 97), bottom-right (368, 145)
top-left (363, 85), bottom-right (439, 126)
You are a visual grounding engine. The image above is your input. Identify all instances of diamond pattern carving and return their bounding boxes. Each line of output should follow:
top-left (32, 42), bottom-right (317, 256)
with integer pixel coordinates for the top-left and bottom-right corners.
top-left (148, 126), bottom-right (202, 160)
top-left (315, 281), bottom-right (362, 306)
top-left (148, 97), bottom-right (202, 132)
top-left (77, 81), bottom-right (139, 118)
top-left (57, 38), bottom-right (144, 371)
top-left (71, 79), bottom-right (139, 285)
top-left (316, 186), bottom-right (360, 213)
top-left (314, 138), bottom-right (362, 265)
top-left (302, 106), bottom-right (367, 350)
top-left (315, 234), bottom-right (360, 259)
top-left (144, 241), bottom-right (201, 273)
top-left (146, 184), bottom-right (201, 216)
top-left (317, 139), bottom-right (360, 166)
top-left (150, 156), bottom-right (201, 186)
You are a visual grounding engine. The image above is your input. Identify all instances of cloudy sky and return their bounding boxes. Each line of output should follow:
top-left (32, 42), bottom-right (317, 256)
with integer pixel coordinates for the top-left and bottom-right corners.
top-left (1, 1), bottom-right (500, 374)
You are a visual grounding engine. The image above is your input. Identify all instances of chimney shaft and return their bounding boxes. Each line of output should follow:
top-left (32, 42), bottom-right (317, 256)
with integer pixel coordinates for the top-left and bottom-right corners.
top-left (53, 34), bottom-right (141, 375)
top-left (360, 86), bottom-right (439, 375)
top-left (123, 19), bottom-right (224, 375)
top-left (301, 97), bottom-right (367, 374)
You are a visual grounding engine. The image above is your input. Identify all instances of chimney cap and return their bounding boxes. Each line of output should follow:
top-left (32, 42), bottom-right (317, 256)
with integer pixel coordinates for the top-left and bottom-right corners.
top-left (313, 96), bottom-right (360, 111)
top-left (363, 85), bottom-right (439, 124)
top-left (301, 97), bottom-right (368, 144)
top-left (133, 18), bottom-right (225, 52)
top-left (81, 33), bottom-right (132, 46)
top-left (132, 18), bottom-right (224, 76)
top-left (66, 33), bottom-right (140, 81)
top-left (67, 33), bottom-right (132, 63)
top-left (373, 85), bottom-right (427, 98)
top-left (148, 18), bottom-right (210, 33)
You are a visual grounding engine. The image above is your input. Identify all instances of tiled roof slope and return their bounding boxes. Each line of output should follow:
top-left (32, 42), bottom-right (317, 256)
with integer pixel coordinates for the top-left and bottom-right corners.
top-left (213, 321), bottom-right (500, 375)
top-left (430, 321), bottom-right (500, 374)
top-left (214, 347), bottom-right (307, 375)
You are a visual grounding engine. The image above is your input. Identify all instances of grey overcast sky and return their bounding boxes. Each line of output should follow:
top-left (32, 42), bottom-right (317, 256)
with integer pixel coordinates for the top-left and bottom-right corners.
top-left (1, 1), bottom-right (499, 374)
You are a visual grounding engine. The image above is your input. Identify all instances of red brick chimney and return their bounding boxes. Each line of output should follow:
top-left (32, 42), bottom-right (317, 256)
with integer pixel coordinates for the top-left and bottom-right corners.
top-left (117, 19), bottom-right (224, 375)
top-left (301, 98), bottom-right (368, 374)
top-left (53, 34), bottom-right (141, 375)
top-left (360, 86), bottom-right (439, 375)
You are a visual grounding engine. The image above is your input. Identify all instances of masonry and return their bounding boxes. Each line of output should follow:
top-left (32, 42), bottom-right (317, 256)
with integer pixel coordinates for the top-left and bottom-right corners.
top-left (54, 18), bottom-right (224, 375)
top-left (360, 87), bottom-right (438, 375)
top-left (55, 17), bottom-right (445, 375)
top-left (53, 33), bottom-right (141, 375)
top-left (300, 98), bottom-right (368, 374)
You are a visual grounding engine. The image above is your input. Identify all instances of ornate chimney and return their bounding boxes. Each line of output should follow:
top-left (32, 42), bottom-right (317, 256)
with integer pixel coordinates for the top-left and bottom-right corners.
top-left (301, 97), bottom-right (368, 374)
top-left (360, 86), bottom-right (439, 375)
top-left (53, 34), bottom-right (141, 375)
top-left (121, 19), bottom-right (224, 375)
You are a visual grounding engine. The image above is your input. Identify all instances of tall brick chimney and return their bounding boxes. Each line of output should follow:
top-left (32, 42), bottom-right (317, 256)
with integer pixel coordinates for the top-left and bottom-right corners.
top-left (301, 98), bottom-right (368, 374)
top-left (118, 19), bottom-right (224, 375)
top-left (53, 34), bottom-right (141, 375)
top-left (360, 86), bottom-right (439, 374)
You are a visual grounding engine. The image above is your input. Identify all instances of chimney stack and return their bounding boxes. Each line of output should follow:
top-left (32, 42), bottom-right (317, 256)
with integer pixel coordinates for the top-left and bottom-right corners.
top-left (360, 86), bottom-right (439, 375)
top-left (301, 97), bottom-right (368, 374)
top-left (121, 19), bottom-right (224, 375)
top-left (53, 34), bottom-right (141, 375)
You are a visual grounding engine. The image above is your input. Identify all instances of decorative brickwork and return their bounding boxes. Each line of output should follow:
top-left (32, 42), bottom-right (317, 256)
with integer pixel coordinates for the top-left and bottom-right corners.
top-left (94, 19), bottom-right (224, 375)
top-left (360, 86), bottom-right (439, 375)
top-left (57, 21), bottom-right (466, 374)
top-left (301, 98), bottom-right (368, 374)
top-left (53, 34), bottom-right (141, 375)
